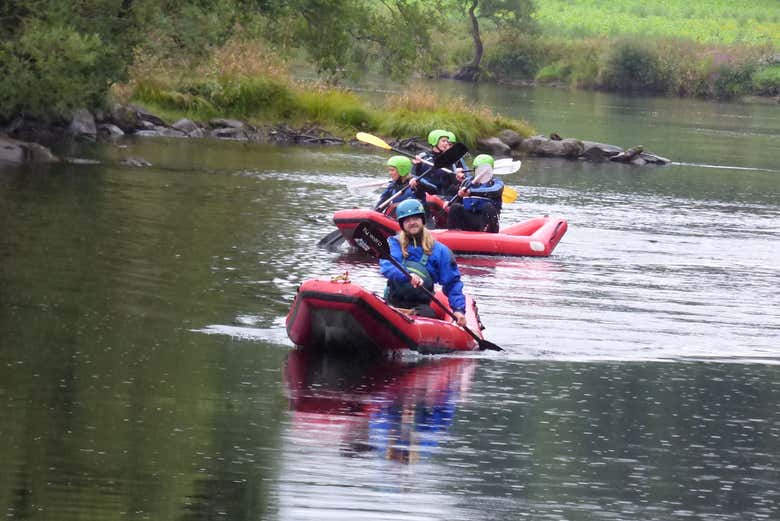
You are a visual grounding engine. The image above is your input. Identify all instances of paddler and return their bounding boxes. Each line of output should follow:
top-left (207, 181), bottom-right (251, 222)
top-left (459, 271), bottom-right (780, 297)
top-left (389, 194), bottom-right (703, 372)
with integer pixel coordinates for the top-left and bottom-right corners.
top-left (446, 154), bottom-right (504, 233)
top-left (379, 198), bottom-right (467, 326)
top-left (375, 155), bottom-right (431, 219)
top-left (410, 129), bottom-right (467, 199)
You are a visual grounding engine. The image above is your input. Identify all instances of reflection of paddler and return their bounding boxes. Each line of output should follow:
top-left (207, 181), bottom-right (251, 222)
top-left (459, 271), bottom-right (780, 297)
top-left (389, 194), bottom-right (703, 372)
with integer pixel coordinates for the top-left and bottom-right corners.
top-left (283, 351), bottom-right (476, 463)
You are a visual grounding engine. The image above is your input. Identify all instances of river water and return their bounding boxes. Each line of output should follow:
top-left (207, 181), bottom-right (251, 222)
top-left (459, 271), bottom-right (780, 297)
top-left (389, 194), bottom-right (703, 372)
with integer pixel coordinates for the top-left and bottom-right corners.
top-left (1, 84), bottom-right (778, 520)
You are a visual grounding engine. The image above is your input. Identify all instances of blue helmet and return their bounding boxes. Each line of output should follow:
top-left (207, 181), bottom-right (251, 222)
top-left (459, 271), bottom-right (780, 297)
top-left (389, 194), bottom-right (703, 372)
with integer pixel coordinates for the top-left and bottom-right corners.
top-left (396, 198), bottom-right (425, 222)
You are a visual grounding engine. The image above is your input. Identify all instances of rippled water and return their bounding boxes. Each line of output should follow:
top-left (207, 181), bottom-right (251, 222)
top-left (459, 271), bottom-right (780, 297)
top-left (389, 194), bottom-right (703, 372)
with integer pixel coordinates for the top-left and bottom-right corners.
top-left (1, 85), bottom-right (779, 520)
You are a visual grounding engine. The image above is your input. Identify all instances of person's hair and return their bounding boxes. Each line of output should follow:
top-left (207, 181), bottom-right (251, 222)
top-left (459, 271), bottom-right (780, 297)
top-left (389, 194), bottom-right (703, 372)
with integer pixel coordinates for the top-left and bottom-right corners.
top-left (398, 226), bottom-right (434, 257)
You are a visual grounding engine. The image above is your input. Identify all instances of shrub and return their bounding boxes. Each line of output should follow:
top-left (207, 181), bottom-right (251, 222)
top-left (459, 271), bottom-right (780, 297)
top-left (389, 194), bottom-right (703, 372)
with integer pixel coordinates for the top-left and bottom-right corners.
top-left (0, 20), bottom-right (114, 119)
top-left (600, 39), bottom-right (668, 93)
top-left (752, 64), bottom-right (780, 95)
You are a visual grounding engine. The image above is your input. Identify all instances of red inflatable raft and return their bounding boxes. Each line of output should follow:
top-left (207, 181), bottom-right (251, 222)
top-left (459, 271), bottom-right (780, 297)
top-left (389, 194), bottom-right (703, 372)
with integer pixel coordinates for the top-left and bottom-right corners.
top-left (332, 208), bottom-right (567, 257)
top-left (286, 277), bottom-right (485, 355)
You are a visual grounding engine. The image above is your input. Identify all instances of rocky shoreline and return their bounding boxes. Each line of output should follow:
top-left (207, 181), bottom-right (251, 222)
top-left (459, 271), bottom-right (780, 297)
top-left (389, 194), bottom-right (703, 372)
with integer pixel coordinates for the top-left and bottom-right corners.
top-left (1, 104), bottom-right (670, 167)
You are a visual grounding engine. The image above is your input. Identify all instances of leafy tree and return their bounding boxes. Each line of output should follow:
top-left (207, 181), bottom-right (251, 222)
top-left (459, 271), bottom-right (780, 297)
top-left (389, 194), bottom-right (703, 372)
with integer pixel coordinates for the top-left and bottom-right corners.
top-left (253, 0), bottom-right (442, 80)
top-left (451, 0), bottom-right (537, 81)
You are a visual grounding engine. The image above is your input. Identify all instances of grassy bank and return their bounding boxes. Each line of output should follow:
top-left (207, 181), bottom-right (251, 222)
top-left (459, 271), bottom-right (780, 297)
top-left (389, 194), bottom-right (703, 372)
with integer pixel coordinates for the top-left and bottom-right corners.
top-left (473, 0), bottom-right (780, 99)
top-left (116, 39), bottom-right (534, 148)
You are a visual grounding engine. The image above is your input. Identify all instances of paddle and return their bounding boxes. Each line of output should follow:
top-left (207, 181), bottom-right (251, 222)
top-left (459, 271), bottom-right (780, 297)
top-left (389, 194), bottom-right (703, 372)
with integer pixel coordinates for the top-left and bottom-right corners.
top-left (352, 221), bottom-right (503, 352)
top-left (349, 160), bottom-right (520, 198)
top-left (375, 141), bottom-right (469, 211)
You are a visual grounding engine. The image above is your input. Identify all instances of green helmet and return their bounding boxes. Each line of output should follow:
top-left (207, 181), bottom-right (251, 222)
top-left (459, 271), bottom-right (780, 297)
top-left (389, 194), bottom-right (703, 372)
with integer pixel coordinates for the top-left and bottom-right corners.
top-left (386, 155), bottom-right (412, 177)
top-left (427, 129), bottom-right (457, 147)
top-left (396, 198), bottom-right (425, 222)
top-left (472, 154), bottom-right (495, 168)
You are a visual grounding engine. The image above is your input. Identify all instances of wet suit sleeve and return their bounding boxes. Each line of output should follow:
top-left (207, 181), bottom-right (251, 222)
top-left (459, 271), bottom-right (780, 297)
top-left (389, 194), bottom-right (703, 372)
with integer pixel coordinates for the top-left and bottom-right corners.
top-left (431, 243), bottom-right (466, 313)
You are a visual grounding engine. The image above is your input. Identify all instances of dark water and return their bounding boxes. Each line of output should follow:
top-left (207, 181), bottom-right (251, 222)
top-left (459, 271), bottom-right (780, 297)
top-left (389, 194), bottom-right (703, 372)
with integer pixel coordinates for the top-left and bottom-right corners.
top-left (1, 85), bottom-right (779, 520)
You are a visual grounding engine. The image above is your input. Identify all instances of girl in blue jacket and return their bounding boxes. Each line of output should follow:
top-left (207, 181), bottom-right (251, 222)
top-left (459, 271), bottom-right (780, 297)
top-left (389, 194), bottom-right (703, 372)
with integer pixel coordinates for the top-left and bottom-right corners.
top-left (379, 199), bottom-right (467, 325)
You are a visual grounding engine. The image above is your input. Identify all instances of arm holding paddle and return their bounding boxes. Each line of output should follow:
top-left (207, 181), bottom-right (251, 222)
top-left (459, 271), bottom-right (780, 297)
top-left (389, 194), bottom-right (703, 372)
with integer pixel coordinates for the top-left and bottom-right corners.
top-left (379, 236), bottom-right (467, 325)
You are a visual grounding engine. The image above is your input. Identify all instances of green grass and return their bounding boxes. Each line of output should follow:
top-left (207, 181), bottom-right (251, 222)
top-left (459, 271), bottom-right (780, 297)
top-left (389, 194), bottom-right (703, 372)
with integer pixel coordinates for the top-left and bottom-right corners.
top-left (126, 75), bottom-right (533, 146)
top-left (535, 0), bottom-right (780, 46)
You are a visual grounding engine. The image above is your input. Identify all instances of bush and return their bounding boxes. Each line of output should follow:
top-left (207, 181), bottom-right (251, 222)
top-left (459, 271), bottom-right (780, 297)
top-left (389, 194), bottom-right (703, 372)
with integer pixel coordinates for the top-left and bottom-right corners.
top-left (712, 62), bottom-right (756, 99)
top-left (0, 21), bottom-right (114, 119)
top-left (600, 39), bottom-right (668, 93)
top-left (752, 65), bottom-right (780, 96)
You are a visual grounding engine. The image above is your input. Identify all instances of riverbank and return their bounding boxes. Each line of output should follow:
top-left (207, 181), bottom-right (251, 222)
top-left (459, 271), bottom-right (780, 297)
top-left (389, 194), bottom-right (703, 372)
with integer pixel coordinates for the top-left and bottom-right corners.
top-left (0, 101), bottom-right (670, 168)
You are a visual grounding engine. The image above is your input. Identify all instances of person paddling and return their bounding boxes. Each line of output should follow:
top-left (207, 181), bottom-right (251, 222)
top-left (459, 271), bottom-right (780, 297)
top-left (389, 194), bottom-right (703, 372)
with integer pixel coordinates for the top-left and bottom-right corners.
top-left (379, 199), bottom-right (467, 326)
top-left (376, 155), bottom-right (431, 218)
top-left (410, 129), bottom-right (467, 199)
top-left (447, 154), bottom-right (504, 233)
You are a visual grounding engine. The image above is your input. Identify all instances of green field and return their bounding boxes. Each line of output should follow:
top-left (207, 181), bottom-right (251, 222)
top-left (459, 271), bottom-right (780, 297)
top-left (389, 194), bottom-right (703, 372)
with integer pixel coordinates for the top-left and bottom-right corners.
top-left (535, 0), bottom-right (780, 45)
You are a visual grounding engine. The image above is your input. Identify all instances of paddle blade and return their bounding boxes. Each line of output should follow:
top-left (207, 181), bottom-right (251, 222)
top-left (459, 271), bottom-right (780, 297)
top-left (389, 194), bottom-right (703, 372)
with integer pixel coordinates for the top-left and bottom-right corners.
top-left (317, 229), bottom-right (346, 250)
top-left (478, 338), bottom-right (503, 351)
top-left (502, 185), bottom-right (519, 203)
top-left (353, 222), bottom-right (391, 259)
top-left (433, 142), bottom-right (468, 168)
top-left (356, 132), bottom-right (392, 150)
top-left (493, 160), bottom-right (522, 176)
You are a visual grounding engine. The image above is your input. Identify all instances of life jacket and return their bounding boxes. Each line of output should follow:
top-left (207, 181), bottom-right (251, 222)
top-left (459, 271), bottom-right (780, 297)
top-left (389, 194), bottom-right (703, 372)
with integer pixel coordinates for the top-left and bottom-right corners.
top-left (385, 253), bottom-right (434, 307)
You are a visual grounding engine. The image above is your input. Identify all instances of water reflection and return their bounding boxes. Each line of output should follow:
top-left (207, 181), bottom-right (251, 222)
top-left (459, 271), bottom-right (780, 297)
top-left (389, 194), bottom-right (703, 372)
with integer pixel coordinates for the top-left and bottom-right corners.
top-left (284, 350), bottom-right (476, 463)
top-left (276, 351), bottom-right (477, 519)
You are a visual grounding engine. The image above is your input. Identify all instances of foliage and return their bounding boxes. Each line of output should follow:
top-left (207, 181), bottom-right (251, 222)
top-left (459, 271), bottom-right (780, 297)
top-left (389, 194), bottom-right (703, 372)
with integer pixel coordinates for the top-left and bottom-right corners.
top-left (600, 39), bottom-right (668, 93)
top-left (256, 0), bottom-right (442, 80)
top-left (752, 65), bottom-right (780, 96)
top-left (0, 19), bottom-right (112, 119)
top-left (533, 0), bottom-right (780, 46)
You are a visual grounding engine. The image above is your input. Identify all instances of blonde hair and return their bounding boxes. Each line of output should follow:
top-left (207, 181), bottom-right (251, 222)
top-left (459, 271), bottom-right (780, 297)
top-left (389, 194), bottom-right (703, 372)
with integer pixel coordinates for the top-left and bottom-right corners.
top-left (398, 227), bottom-right (434, 258)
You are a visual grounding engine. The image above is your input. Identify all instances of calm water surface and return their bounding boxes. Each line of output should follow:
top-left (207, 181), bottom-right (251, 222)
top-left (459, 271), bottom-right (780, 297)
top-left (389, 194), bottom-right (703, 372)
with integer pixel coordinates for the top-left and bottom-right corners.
top-left (1, 85), bottom-right (779, 520)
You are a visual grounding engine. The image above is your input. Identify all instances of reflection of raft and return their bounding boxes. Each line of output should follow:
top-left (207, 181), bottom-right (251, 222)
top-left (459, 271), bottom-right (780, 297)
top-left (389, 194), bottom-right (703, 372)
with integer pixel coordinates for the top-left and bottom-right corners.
top-left (332, 208), bottom-right (568, 257)
top-left (285, 278), bottom-right (484, 355)
top-left (284, 350), bottom-right (477, 461)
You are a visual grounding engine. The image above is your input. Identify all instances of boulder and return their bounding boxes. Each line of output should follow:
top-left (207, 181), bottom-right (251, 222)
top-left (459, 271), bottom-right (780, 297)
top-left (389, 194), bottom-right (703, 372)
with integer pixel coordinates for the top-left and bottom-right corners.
top-left (68, 109), bottom-right (97, 139)
top-left (476, 136), bottom-right (511, 157)
top-left (0, 136), bottom-right (59, 164)
top-left (581, 141), bottom-right (623, 162)
top-left (520, 135), bottom-right (584, 158)
top-left (497, 129), bottom-right (523, 149)
top-left (98, 123), bottom-right (125, 138)
top-left (172, 118), bottom-right (201, 136)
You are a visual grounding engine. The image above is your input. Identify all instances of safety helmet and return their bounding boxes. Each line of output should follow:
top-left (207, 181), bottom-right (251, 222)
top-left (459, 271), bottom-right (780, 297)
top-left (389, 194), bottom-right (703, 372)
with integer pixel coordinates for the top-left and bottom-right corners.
top-left (427, 129), bottom-right (457, 147)
top-left (386, 155), bottom-right (412, 177)
top-left (472, 154), bottom-right (495, 168)
top-left (396, 198), bottom-right (426, 222)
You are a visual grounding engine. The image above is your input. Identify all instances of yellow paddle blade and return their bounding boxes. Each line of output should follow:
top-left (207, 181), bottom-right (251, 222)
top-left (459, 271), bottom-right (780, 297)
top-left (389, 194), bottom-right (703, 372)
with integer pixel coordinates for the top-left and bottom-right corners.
top-left (502, 185), bottom-right (519, 203)
top-left (356, 132), bottom-right (392, 150)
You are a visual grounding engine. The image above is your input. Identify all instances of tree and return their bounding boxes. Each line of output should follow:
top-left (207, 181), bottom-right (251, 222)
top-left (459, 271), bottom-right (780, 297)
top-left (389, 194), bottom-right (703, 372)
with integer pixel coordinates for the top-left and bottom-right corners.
top-left (254, 0), bottom-right (442, 80)
top-left (452, 0), bottom-right (536, 82)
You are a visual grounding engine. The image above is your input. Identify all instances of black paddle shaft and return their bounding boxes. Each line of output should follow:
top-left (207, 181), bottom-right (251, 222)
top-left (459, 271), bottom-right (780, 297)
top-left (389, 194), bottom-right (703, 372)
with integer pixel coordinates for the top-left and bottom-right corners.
top-left (352, 221), bottom-right (502, 351)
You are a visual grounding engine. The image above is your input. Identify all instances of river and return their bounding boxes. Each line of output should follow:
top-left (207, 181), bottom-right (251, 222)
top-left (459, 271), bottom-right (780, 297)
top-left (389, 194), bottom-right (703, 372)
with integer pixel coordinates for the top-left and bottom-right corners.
top-left (1, 84), bottom-right (778, 520)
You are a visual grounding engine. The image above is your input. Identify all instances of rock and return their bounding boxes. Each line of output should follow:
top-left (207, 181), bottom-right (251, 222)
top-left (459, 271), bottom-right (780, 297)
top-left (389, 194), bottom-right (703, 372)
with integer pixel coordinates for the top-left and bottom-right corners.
top-left (172, 118), bottom-right (201, 135)
top-left (209, 126), bottom-right (248, 140)
top-left (120, 157), bottom-right (152, 167)
top-left (0, 138), bottom-right (25, 163)
top-left (497, 129), bottom-right (523, 149)
top-left (134, 126), bottom-right (187, 138)
top-left (68, 109), bottom-right (97, 140)
top-left (638, 152), bottom-right (671, 165)
top-left (98, 123), bottom-right (125, 138)
top-left (581, 141), bottom-right (623, 162)
top-left (549, 132), bottom-right (562, 141)
top-left (0, 136), bottom-right (59, 164)
top-left (129, 104), bottom-right (167, 127)
top-left (476, 136), bottom-right (511, 157)
top-left (209, 118), bottom-right (248, 130)
top-left (610, 145), bottom-right (644, 163)
top-left (520, 135), bottom-right (584, 158)
top-left (109, 103), bottom-right (142, 131)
